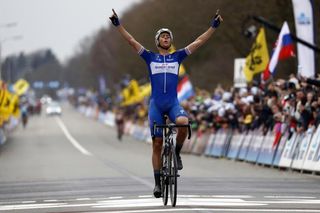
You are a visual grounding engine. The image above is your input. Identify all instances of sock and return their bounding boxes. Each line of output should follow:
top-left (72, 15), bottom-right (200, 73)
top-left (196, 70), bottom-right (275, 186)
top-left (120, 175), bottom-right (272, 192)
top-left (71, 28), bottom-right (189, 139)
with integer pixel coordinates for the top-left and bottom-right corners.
top-left (154, 170), bottom-right (160, 186)
top-left (175, 143), bottom-right (183, 155)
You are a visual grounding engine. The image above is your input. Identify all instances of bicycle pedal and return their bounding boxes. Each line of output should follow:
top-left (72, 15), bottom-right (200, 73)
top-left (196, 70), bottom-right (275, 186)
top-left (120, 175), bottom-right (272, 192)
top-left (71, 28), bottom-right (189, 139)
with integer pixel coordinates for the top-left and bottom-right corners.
top-left (177, 174), bottom-right (180, 177)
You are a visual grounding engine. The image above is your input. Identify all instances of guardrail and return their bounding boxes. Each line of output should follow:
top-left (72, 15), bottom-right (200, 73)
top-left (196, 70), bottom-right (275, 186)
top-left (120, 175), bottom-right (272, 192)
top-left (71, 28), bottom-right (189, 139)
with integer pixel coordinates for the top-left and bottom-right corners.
top-left (78, 105), bottom-right (320, 174)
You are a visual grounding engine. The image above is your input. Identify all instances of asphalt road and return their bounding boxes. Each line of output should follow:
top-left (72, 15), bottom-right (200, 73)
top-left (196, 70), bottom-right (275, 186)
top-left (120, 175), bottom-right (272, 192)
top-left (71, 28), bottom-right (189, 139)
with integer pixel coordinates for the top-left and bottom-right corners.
top-left (0, 103), bottom-right (320, 213)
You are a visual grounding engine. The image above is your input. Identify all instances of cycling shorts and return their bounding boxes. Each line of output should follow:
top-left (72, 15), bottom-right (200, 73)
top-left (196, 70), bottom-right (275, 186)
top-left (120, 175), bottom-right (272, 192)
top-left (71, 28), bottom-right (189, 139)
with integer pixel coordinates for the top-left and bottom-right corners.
top-left (149, 98), bottom-right (188, 138)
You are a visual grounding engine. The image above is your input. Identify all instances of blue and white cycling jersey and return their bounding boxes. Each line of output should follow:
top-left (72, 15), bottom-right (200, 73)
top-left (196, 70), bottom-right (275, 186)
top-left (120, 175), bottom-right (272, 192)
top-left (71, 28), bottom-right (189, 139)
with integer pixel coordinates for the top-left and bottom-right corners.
top-left (138, 47), bottom-right (191, 108)
top-left (138, 47), bottom-right (191, 137)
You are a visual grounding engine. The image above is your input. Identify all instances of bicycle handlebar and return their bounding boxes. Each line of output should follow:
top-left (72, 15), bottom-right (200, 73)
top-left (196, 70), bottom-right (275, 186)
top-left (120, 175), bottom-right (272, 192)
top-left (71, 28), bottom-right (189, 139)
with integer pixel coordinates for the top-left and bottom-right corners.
top-left (153, 122), bottom-right (192, 140)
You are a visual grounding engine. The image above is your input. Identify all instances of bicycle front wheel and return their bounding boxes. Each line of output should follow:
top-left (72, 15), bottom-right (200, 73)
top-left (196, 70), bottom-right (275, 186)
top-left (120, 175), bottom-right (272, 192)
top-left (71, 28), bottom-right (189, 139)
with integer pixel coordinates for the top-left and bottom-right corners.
top-left (169, 147), bottom-right (178, 207)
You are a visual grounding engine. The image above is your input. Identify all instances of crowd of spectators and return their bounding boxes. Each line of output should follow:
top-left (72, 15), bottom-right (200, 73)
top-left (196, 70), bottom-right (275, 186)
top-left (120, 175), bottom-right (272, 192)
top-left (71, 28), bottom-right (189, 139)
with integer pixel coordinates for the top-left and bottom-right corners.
top-left (72, 73), bottom-right (320, 137)
top-left (183, 74), bottom-right (320, 136)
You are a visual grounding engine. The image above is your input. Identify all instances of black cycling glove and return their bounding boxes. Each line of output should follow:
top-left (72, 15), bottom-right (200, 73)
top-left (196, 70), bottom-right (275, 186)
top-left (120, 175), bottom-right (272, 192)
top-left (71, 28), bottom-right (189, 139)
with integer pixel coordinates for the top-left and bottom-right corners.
top-left (109, 9), bottom-right (120, 26)
top-left (211, 15), bottom-right (221, 28)
top-left (211, 10), bottom-right (222, 29)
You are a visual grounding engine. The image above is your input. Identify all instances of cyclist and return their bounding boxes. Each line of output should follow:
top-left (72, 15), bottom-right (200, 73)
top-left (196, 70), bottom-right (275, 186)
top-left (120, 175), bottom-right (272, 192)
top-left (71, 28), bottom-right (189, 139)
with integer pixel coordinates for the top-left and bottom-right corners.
top-left (109, 9), bottom-right (223, 198)
top-left (21, 103), bottom-right (28, 128)
top-left (115, 107), bottom-right (125, 141)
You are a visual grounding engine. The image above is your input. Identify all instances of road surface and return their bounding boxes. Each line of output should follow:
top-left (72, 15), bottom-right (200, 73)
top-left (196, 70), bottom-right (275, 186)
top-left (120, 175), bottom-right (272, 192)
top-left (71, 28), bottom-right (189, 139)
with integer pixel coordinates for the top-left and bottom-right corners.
top-left (0, 103), bottom-right (320, 212)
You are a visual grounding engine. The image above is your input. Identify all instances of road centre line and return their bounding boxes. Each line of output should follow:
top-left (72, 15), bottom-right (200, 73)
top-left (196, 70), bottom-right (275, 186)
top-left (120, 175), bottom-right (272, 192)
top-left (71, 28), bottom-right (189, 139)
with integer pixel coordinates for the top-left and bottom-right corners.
top-left (55, 117), bottom-right (92, 156)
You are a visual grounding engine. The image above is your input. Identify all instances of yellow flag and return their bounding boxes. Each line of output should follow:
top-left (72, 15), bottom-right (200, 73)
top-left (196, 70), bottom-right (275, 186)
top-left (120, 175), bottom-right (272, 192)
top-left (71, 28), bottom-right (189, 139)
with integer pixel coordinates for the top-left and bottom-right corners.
top-left (169, 45), bottom-right (186, 76)
top-left (10, 94), bottom-right (20, 118)
top-left (139, 83), bottom-right (151, 98)
top-left (121, 87), bottom-right (130, 103)
top-left (244, 28), bottom-right (269, 82)
top-left (0, 90), bottom-right (12, 121)
top-left (121, 81), bottom-right (152, 106)
top-left (121, 79), bottom-right (140, 106)
top-left (13, 79), bottom-right (30, 96)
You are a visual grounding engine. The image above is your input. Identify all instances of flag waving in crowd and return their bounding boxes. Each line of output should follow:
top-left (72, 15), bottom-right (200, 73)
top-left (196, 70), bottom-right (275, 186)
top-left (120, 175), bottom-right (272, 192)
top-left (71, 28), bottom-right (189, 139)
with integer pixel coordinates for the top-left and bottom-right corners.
top-left (177, 75), bottom-right (194, 103)
top-left (244, 28), bottom-right (270, 82)
top-left (263, 22), bottom-right (295, 81)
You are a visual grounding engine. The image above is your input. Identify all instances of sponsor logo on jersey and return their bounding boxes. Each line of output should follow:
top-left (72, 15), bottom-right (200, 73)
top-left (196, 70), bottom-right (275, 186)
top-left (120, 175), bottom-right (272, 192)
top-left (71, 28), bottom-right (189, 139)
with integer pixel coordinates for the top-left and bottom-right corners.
top-left (150, 62), bottom-right (179, 75)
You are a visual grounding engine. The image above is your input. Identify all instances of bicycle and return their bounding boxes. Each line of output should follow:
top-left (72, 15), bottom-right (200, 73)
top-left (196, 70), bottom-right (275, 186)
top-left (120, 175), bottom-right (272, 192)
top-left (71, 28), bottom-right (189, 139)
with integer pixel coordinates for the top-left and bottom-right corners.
top-left (153, 120), bottom-right (191, 207)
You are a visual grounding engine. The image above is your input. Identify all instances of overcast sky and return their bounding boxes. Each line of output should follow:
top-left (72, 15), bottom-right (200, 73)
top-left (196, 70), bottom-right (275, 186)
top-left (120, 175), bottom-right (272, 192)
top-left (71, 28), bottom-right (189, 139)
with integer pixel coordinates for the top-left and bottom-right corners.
top-left (0, 0), bottom-right (142, 62)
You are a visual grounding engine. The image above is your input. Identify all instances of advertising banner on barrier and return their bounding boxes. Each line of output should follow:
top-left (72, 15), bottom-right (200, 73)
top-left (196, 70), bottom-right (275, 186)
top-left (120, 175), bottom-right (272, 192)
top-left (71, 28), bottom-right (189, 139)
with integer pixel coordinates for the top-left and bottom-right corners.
top-left (278, 132), bottom-right (300, 168)
top-left (210, 130), bottom-right (228, 157)
top-left (124, 121), bottom-right (132, 135)
top-left (192, 132), bottom-right (210, 155)
top-left (104, 111), bottom-right (115, 127)
top-left (257, 131), bottom-right (276, 165)
top-left (129, 124), bottom-right (136, 135)
top-left (292, 0), bottom-right (315, 77)
top-left (0, 128), bottom-right (6, 145)
top-left (182, 133), bottom-right (197, 154)
top-left (98, 112), bottom-right (106, 123)
top-left (272, 133), bottom-right (289, 166)
top-left (246, 131), bottom-right (265, 163)
top-left (204, 134), bottom-right (215, 156)
top-left (133, 125), bottom-right (145, 141)
top-left (315, 145), bottom-right (320, 172)
top-left (302, 126), bottom-right (320, 171)
top-left (226, 133), bottom-right (245, 159)
top-left (291, 129), bottom-right (313, 170)
top-left (238, 132), bottom-right (254, 160)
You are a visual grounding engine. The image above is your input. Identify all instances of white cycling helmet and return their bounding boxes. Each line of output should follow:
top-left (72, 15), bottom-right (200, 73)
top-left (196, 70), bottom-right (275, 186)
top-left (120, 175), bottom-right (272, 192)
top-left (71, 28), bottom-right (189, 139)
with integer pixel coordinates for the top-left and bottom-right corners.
top-left (155, 28), bottom-right (173, 46)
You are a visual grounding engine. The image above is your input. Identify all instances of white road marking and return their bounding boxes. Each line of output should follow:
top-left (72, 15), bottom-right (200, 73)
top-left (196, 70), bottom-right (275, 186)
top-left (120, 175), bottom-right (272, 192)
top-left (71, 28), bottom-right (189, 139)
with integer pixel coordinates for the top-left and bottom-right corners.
top-left (264, 195), bottom-right (316, 199)
top-left (76, 198), bottom-right (91, 201)
top-left (138, 195), bottom-right (153, 198)
top-left (259, 199), bottom-right (320, 204)
top-left (211, 195), bottom-right (253, 198)
top-left (55, 117), bottom-right (92, 156)
top-left (94, 198), bottom-right (266, 208)
top-left (21, 201), bottom-right (36, 204)
top-left (1, 196), bottom-right (320, 212)
top-left (43, 200), bottom-right (59, 202)
top-left (108, 196), bottom-right (123, 199)
top-left (179, 195), bottom-right (201, 198)
top-left (0, 203), bottom-right (67, 211)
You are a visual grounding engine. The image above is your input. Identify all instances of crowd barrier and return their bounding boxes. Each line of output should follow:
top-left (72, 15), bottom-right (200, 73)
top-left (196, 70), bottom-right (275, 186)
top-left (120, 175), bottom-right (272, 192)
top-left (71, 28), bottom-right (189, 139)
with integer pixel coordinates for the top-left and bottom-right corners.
top-left (78, 105), bottom-right (320, 174)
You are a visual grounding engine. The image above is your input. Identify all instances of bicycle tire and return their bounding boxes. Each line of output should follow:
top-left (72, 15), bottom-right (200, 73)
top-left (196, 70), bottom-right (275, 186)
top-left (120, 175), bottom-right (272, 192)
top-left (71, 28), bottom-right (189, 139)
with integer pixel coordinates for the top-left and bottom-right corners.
top-left (161, 153), bottom-right (169, 205)
top-left (169, 145), bottom-right (178, 207)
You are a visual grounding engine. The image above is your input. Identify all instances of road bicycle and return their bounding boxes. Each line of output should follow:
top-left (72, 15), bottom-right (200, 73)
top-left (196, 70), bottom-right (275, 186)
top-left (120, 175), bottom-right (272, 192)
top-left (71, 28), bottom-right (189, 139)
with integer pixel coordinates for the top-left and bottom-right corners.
top-left (153, 121), bottom-right (191, 207)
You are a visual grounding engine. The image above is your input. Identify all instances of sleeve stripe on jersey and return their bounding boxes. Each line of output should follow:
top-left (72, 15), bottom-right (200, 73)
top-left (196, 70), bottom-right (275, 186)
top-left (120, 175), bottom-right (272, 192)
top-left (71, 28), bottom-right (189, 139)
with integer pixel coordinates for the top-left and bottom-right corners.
top-left (138, 47), bottom-right (145, 55)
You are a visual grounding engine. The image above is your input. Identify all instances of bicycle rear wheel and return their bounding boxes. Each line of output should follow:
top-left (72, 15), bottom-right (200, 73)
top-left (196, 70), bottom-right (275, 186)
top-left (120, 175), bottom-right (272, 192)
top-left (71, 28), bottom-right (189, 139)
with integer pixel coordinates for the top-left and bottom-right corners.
top-left (169, 147), bottom-right (178, 207)
top-left (161, 154), bottom-right (168, 206)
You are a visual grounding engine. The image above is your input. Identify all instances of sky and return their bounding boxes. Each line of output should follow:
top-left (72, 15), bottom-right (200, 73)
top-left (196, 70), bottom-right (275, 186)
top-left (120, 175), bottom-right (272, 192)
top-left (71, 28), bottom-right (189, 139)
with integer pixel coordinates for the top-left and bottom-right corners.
top-left (0, 0), bottom-right (142, 63)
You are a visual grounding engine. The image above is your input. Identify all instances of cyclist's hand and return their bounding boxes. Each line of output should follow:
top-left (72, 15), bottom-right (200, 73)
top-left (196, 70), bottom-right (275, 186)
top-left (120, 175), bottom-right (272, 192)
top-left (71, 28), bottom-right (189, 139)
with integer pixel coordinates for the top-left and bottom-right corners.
top-left (109, 9), bottom-right (120, 26)
top-left (211, 9), bottom-right (223, 29)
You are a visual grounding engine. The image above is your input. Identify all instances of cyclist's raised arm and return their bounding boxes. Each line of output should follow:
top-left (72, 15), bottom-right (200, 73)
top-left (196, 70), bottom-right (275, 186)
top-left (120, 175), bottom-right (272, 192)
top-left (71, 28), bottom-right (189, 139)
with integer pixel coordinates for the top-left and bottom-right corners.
top-left (186, 10), bottom-right (223, 54)
top-left (109, 9), bottom-right (143, 53)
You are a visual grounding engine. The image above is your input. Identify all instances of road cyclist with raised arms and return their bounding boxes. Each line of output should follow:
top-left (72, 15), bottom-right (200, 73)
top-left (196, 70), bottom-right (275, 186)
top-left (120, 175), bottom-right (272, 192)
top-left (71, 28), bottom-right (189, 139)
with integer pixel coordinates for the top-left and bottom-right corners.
top-left (109, 9), bottom-right (223, 198)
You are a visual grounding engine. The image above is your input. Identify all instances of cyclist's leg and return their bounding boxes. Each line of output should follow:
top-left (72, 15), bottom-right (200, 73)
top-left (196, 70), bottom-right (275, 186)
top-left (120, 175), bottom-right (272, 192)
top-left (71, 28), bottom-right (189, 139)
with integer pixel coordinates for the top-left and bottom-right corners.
top-left (168, 101), bottom-right (189, 170)
top-left (149, 99), bottom-right (165, 197)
